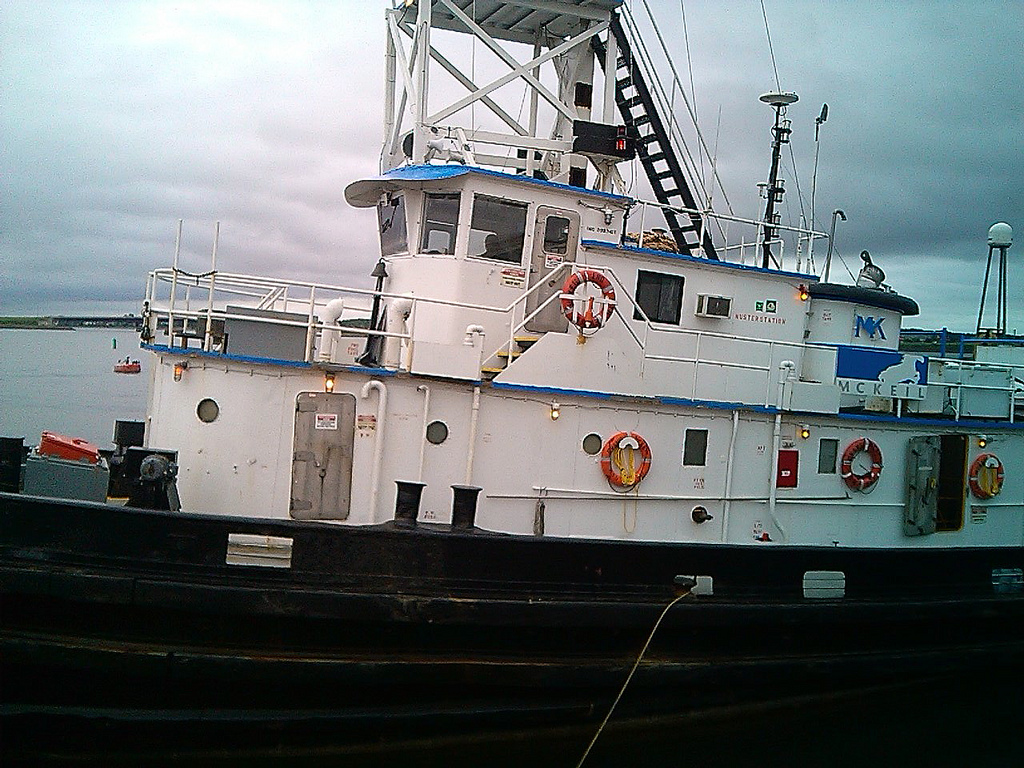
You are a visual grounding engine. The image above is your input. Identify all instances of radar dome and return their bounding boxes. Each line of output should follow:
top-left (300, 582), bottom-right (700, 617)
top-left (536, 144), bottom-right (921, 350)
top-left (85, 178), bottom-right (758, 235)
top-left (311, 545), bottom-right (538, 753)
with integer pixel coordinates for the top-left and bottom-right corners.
top-left (988, 222), bottom-right (1012, 247)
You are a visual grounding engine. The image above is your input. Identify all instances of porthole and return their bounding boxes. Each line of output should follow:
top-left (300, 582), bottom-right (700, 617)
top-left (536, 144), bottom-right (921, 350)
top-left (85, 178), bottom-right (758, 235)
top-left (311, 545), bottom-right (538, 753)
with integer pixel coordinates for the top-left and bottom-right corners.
top-left (582, 433), bottom-right (603, 455)
top-left (197, 398), bottom-right (220, 423)
top-left (426, 420), bottom-right (449, 445)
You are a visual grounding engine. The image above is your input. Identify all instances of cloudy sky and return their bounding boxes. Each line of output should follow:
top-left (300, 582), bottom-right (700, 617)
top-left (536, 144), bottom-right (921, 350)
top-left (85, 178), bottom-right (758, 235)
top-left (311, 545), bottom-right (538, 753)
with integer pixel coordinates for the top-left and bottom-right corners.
top-left (2, 1), bottom-right (1022, 332)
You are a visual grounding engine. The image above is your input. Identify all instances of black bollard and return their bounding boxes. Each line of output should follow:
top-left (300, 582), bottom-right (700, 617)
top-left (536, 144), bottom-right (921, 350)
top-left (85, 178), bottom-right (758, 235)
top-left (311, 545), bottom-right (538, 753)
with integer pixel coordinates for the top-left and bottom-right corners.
top-left (0, 437), bottom-right (24, 493)
top-left (450, 484), bottom-right (482, 531)
top-left (394, 480), bottom-right (425, 528)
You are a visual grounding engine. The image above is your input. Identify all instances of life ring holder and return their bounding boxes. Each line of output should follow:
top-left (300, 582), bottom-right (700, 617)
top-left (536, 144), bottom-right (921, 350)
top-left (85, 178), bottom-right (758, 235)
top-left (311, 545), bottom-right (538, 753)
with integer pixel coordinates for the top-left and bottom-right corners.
top-left (601, 431), bottom-right (652, 490)
top-left (840, 437), bottom-right (883, 491)
top-left (968, 453), bottom-right (1004, 499)
top-left (560, 269), bottom-right (616, 333)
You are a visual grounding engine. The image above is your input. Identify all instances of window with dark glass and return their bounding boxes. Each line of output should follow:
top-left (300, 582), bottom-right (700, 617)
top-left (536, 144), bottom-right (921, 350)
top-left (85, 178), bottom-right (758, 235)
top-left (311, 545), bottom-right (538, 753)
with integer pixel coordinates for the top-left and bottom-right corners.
top-left (633, 270), bottom-right (684, 324)
top-left (420, 193), bottom-right (460, 254)
top-left (683, 428), bottom-right (708, 466)
top-left (543, 216), bottom-right (570, 254)
top-left (377, 195), bottom-right (408, 256)
top-left (817, 438), bottom-right (838, 474)
top-left (468, 195), bottom-right (527, 264)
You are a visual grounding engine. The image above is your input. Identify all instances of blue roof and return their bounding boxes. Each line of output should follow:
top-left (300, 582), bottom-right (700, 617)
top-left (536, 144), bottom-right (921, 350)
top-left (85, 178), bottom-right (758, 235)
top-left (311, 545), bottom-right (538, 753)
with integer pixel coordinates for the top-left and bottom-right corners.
top-left (345, 164), bottom-right (632, 207)
top-left (583, 240), bottom-right (818, 280)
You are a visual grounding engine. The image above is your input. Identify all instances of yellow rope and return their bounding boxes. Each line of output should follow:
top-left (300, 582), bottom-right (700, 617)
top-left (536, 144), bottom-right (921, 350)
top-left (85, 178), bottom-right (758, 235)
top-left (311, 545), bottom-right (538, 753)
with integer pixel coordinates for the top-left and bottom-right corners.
top-left (574, 588), bottom-right (692, 768)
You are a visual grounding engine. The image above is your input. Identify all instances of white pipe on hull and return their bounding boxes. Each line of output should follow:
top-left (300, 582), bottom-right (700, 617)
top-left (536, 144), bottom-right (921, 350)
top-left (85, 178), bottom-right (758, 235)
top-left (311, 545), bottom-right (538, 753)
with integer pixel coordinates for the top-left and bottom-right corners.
top-left (417, 384), bottom-right (430, 483)
top-left (720, 409), bottom-right (740, 542)
top-left (360, 380), bottom-right (388, 523)
top-left (767, 361), bottom-right (795, 540)
top-left (463, 325), bottom-right (486, 485)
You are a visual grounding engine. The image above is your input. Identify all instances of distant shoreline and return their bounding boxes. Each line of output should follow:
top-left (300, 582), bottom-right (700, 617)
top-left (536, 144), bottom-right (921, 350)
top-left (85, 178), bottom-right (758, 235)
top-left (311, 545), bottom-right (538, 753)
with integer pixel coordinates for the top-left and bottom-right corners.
top-left (1, 316), bottom-right (142, 331)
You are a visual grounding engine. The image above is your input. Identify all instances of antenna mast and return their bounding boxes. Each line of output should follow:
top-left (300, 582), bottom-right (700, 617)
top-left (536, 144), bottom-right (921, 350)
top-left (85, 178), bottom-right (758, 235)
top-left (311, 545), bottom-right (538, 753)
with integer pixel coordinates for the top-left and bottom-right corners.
top-left (758, 91), bottom-right (798, 268)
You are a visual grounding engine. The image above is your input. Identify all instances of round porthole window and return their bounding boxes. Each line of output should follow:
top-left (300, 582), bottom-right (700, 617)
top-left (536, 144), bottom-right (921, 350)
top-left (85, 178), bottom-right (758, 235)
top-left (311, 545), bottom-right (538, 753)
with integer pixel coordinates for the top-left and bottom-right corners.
top-left (582, 433), bottom-right (603, 455)
top-left (197, 398), bottom-right (220, 423)
top-left (426, 420), bottom-right (449, 445)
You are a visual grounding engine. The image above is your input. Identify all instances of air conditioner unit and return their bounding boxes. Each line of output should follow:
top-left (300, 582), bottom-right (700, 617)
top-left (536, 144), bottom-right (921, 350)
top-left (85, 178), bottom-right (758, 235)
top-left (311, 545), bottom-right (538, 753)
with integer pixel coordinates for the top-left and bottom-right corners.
top-left (695, 295), bottom-right (732, 318)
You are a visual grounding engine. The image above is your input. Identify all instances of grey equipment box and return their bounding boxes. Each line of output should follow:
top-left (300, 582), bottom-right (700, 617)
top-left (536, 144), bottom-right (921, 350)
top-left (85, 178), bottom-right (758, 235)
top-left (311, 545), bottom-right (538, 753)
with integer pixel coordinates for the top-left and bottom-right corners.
top-left (23, 452), bottom-right (110, 502)
top-left (224, 305), bottom-right (314, 361)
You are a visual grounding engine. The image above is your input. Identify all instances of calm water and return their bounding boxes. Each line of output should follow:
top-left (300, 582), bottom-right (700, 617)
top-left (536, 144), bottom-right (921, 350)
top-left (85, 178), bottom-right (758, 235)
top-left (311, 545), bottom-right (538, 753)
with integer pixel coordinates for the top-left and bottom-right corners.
top-left (0, 328), bottom-right (149, 447)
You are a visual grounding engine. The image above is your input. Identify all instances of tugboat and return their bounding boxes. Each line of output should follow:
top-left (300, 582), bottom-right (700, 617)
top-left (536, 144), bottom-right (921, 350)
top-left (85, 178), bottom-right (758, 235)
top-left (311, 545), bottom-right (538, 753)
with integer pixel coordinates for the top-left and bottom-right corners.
top-left (2, 0), bottom-right (1023, 759)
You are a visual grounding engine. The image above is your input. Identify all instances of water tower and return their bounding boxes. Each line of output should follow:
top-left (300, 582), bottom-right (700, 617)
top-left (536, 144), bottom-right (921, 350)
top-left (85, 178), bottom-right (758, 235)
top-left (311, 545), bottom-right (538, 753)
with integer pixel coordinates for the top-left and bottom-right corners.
top-left (976, 222), bottom-right (1013, 337)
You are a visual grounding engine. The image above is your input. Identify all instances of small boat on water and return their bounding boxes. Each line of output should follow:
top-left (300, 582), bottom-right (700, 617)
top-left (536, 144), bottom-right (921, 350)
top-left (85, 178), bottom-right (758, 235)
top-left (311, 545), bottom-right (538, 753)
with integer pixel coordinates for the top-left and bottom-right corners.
top-left (2, 0), bottom-right (1023, 759)
top-left (113, 357), bottom-right (141, 374)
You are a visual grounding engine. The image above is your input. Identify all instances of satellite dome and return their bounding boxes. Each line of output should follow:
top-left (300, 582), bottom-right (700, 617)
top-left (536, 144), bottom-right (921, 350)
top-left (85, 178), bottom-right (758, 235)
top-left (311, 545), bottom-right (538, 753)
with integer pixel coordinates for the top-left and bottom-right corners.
top-left (988, 222), bottom-right (1012, 247)
top-left (759, 91), bottom-right (799, 107)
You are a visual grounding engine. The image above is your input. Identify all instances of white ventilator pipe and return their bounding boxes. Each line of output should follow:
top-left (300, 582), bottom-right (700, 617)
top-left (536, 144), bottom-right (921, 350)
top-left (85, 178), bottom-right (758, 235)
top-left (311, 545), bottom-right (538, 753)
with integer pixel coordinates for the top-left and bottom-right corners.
top-left (360, 380), bottom-right (388, 522)
top-left (318, 298), bottom-right (346, 362)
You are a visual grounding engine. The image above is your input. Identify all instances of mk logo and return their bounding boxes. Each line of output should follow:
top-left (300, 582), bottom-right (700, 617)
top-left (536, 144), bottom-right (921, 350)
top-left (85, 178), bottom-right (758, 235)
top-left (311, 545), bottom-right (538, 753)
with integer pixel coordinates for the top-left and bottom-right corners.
top-left (854, 315), bottom-right (886, 340)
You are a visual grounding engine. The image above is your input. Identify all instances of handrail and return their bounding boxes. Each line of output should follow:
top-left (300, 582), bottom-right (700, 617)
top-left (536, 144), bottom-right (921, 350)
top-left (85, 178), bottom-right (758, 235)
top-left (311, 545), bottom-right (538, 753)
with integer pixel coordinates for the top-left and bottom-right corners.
top-left (625, 199), bottom-right (829, 272)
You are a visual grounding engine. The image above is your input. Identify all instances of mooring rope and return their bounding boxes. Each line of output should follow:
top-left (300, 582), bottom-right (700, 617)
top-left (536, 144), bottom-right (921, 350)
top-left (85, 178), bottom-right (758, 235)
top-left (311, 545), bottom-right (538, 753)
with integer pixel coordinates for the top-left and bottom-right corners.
top-left (574, 585), bottom-right (693, 768)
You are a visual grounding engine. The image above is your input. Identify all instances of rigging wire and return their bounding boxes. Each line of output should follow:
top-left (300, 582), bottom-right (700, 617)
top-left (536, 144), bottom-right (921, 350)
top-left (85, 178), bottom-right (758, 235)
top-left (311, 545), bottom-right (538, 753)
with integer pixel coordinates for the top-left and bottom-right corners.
top-left (678, 0), bottom-right (704, 188)
top-left (760, 0), bottom-right (782, 92)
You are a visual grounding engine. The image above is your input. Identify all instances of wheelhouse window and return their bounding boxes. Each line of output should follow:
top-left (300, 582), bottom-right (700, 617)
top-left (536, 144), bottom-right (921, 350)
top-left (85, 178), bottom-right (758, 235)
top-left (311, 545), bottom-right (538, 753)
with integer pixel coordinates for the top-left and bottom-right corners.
top-left (543, 216), bottom-right (570, 254)
top-left (683, 428), bottom-right (708, 466)
top-left (420, 193), bottom-right (460, 255)
top-left (468, 195), bottom-right (527, 264)
top-left (377, 195), bottom-right (408, 256)
top-left (634, 270), bottom-right (684, 324)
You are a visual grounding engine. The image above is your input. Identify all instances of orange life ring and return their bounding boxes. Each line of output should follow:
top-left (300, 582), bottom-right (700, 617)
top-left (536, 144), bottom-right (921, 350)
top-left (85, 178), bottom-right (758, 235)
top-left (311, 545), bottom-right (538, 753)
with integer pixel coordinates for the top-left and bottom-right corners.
top-left (601, 431), bottom-right (652, 489)
top-left (561, 269), bottom-right (616, 330)
top-left (969, 453), bottom-right (1004, 499)
top-left (840, 437), bottom-right (883, 491)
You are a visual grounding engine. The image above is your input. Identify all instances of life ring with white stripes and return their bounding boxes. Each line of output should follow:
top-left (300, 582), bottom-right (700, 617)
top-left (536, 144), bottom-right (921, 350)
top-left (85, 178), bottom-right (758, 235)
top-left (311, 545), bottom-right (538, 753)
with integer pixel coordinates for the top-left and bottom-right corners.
top-left (841, 437), bottom-right (883, 491)
top-left (601, 431), bottom-right (652, 489)
top-left (561, 270), bottom-right (616, 330)
top-left (969, 453), bottom-right (1004, 499)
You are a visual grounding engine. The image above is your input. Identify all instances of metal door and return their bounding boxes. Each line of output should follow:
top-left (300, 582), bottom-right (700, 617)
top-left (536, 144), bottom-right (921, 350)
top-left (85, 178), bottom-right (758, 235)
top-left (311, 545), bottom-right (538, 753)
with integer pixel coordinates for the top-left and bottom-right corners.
top-left (904, 435), bottom-right (940, 536)
top-left (291, 392), bottom-right (355, 520)
top-left (525, 206), bottom-right (579, 333)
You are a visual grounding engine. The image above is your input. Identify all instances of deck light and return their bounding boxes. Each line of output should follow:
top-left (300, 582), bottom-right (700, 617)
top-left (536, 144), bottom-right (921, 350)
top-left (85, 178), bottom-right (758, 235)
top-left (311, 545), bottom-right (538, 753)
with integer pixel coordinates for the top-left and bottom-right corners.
top-left (798, 284), bottom-right (810, 301)
top-left (978, 435), bottom-right (988, 448)
top-left (550, 402), bottom-right (561, 421)
top-left (173, 361), bottom-right (188, 382)
top-left (799, 425), bottom-right (811, 439)
top-left (324, 372), bottom-right (336, 393)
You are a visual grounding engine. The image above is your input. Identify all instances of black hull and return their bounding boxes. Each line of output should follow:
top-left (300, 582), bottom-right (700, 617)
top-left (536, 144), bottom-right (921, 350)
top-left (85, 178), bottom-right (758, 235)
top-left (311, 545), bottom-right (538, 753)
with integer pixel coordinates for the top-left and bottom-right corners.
top-left (3, 491), bottom-right (1024, 756)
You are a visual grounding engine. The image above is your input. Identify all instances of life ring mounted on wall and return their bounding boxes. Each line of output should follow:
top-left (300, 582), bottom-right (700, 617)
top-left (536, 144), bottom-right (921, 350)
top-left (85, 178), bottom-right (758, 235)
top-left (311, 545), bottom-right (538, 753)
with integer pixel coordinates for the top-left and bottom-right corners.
top-left (841, 437), bottom-right (883, 491)
top-left (601, 431), bottom-right (652, 490)
top-left (969, 453), bottom-right (1004, 499)
top-left (561, 269), bottom-right (616, 332)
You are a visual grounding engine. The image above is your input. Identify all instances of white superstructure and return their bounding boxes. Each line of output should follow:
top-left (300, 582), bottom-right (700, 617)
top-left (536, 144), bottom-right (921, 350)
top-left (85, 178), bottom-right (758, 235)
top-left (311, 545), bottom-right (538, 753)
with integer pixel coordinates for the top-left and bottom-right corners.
top-left (139, 1), bottom-right (1023, 551)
